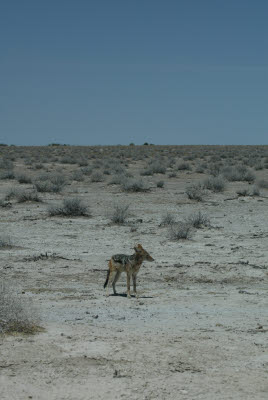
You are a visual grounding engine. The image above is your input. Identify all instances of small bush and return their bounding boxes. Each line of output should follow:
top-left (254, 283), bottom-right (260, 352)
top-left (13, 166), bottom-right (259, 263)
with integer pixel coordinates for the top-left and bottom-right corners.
top-left (221, 165), bottom-right (255, 182)
top-left (60, 156), bottom-right (77, 164)
top-left (169, 222), bottom-right (192, 240)
top-left (108, 173), bottom-right (128, 185)
top-left (0, 199), bottom-right (12, 208)
top-left (141, 160), bottom-right (166, 176)
top-left (177, 162), bottom-right (191, 171)
top-left (78, 159), bottom-right (88, 167)
top-left (122, 177), bottom-right (149, 192)
top-left (16, 174), bottom-right (32, 184)
top-left (81, 166), bottom-right (93, 176)
top-left (34, 163), bottom-right (44, 170)
top-left (0, 170), bottom-right (15, 180)
top-left (195, 164), bottom-right (205, 173)
top-left (110, 204), bottom-right (130, 224)
top-left (185, 211), bottom-right (210, 228)
top-left (72, 170), bottom-right (84, 181)
top-left (34, 173), bottom-right (66, 193)
top-left (203, 176), bottom-right (225, 192)
top-left (236, 188), bottom-right (250, 197)
top-left (91, 172), bottom-right (104, 182)
top-left (149, 161), bottom-right (166, 174)
top-left (0, 159), bottom-right (13, 170)
top-left (140, 167), bottom-right (154, 176)
top-left (186, 183), bottom-right (205, 201)
top-left (160, 212), bottom-right (176, 226)
top-left (156, 180), bottom-right (164, 188)
top-left (48, 197), bottom-right (90, 217)
top-left (0, 282), bottom-right (40, 334)
top-left (251, 185), bottom-right (260, 196)
top-left (168, 172), bottom-right (177, 178)
top-left (257, 179), bottom-right (268, 189)
top-left (17, 190), bottom-right (42, 203)
top-left (208, 163), bottom-right (222, 176)
top-left (5, 187), bottom-right (20, 201)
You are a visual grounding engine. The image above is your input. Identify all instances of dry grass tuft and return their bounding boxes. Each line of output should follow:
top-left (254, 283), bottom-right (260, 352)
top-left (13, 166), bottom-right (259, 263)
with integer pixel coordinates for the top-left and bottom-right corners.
top-left (0, 282), bottom-right (41, 335)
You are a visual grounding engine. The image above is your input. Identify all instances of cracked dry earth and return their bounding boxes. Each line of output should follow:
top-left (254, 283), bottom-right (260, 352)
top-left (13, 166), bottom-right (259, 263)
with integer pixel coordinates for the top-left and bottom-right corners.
top-left (0, 152), bottom-right (268, 400)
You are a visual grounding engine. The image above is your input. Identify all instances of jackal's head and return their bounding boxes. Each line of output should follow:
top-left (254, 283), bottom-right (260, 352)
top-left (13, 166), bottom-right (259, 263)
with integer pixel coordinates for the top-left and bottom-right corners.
top-left (134, 244), bottom-right (154, 262)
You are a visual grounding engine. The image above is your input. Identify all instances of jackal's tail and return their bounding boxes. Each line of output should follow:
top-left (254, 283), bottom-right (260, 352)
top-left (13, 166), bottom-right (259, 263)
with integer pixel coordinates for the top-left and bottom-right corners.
top-left (103, 268), bottom-right (110, 288)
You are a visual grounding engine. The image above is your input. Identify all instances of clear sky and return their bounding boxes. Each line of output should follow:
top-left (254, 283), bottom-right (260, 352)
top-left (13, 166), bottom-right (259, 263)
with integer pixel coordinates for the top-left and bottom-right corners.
top-left (1, 0), bottom-right (267, 145)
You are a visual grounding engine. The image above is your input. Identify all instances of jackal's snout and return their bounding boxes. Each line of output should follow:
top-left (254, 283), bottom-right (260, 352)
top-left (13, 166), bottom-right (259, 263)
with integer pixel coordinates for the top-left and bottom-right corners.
top-left (146, 253), bottom-right (154, 262)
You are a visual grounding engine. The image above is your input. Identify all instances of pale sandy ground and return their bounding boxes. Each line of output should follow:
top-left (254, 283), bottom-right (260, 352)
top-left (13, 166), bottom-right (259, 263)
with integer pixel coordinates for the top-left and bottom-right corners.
top-left (0, 148), bottom-right (267, 400)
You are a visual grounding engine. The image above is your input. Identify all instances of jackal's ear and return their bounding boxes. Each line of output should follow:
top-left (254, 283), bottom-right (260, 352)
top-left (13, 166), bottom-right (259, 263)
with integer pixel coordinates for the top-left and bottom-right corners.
top-left (134, 243), bottom-right (142, 252)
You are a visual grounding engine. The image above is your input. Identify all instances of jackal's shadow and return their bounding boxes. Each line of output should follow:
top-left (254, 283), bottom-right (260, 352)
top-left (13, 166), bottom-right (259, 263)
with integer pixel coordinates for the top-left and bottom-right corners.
top-left (109, 293), bottom-right (153, 298)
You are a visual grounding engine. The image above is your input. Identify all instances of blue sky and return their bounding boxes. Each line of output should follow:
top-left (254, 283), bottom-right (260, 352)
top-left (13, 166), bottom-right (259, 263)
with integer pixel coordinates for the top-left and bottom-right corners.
top-left (1, 0), bottom-right (267, 145)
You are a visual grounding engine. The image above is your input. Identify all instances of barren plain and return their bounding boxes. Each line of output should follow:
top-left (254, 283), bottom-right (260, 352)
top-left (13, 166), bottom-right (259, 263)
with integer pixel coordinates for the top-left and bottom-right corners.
top-left (0, 145), bottom-right (267, 400)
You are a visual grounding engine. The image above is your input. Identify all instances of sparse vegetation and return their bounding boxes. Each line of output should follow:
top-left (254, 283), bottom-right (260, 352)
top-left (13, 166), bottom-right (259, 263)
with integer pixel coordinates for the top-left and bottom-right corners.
top-left (169, 222), bottom-right (192, 240)
top-left (141, 160), bottom-right (166, 176)
top-left (16, 174), bottom-right (32, 184)
top-left (17, 190), bottom-right (42, 203)
top-left (221, 165), bottom-right (255, 182)
top-left (156, 180), bottom-right (164, 188)
top-left (177, 162), bottom-right (191, 171)
top-left (122, 177), bottom-right (149, 192)
top-left (34, 173), bottom-right (66, 193)
top-left (0, 282), bottom-right (40, 334)
top-left (72, 170), bottom-right (84, 181)
top-left (257, 179), bottom-right (268, 189)
top-left (0, 170), bottom-right (15, 180)
top-left (251, 185), bottom-right (260, 196)
top-left (186, 183), bottom-right (205, 201)
top-left (160, 212), bottom-right (176, 226)
top-left (48, 197), bottom-right (90, 217)
top-left (5, 187), bottom-right (20, 201)
top-left (203, 176), bottom-right (225, 192)
top-left (236, 188), bottom-right (250, 197)
top-left (185, 211), bottom-right (210, 228)
top-left (110, 203), bottom-right (130, 224)
top-left (91, 172), bottom-right (104, 182)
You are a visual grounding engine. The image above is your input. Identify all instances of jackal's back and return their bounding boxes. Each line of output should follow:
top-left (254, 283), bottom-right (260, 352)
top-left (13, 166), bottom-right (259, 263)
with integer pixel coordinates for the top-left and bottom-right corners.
top-left (111, 253), bottom-right (134, 265)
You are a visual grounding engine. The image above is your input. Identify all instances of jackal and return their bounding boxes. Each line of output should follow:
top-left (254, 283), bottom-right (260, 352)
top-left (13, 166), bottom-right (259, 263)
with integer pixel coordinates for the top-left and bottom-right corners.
top-left (104, 244), bottom-right (154, 298)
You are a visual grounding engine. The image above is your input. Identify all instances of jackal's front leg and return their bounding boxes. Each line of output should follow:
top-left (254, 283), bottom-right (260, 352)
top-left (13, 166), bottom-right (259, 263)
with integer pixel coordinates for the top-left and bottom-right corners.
top-left (126, 271), bottom-right (131, 298)
top-left (133, 273), bottom-right (138, 298)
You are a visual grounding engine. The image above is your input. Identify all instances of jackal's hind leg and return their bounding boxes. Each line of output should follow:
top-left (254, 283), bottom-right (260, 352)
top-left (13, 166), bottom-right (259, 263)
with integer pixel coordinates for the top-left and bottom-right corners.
top-left (106, 270), bottom-right (117, 297)
top-left (112, 271), bottom-right (121, 295)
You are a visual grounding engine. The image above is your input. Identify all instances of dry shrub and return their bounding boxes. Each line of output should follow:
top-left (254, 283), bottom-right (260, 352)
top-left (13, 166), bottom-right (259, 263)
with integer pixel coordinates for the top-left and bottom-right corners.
top-left (257, 179), bottom-right (268, 189)
top-left (34, 173), bottom-right (66, 193)
top-left (203, 176), bottom-right (225, 192)
top-left (16, 174), bottom-right (32, 184)
top-left (184, 211), bottom-right (210, 228)
top-left (122, 177), bottom-right (149, 192)
top-left (0, 282), bottom-right (40, 334)
top-left (160, 212), bottom-right (176, 226)
top-left (48, 197), bottom-right (90, 217)
top-left (221, 165), bottom-right (255, 182)
top-left (17, 190), bottom-right (42, 203)
top-left (186, 183), bottom-right (205, 201)
top-left (110, 203), bottom-right (130, 224)
top-left (91, 172), bottom-right (104, 182)
top-left (169, 222), bottom-right (192, 240)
